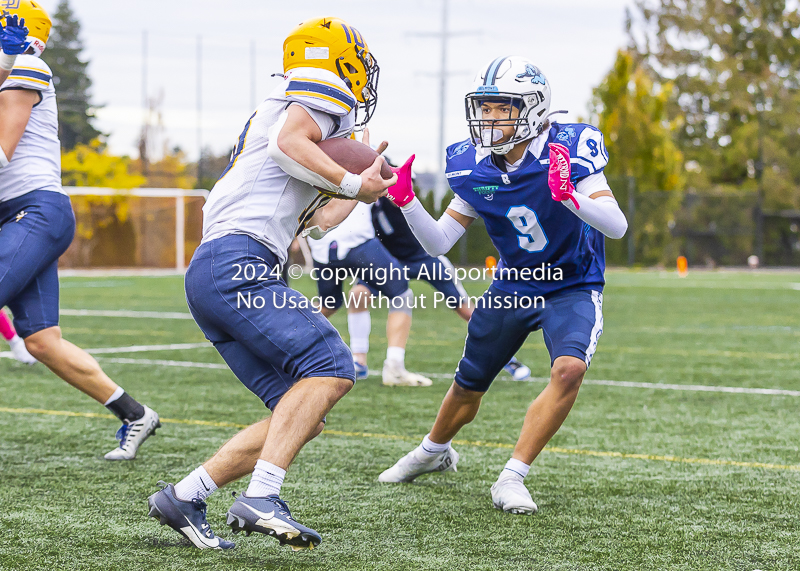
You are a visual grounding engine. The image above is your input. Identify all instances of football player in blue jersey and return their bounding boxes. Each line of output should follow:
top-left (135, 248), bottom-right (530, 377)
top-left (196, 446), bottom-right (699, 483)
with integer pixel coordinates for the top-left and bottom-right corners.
top-left (371, 192), bottom-right (532, 381)
top-left (378, 56), bottom-right (627, 515)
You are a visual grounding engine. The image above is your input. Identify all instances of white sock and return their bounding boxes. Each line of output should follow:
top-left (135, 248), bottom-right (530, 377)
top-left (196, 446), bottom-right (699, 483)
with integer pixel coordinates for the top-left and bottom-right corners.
top-left (103, 386), bottom-right (125, 406)
top-left (386, 346), bottom-right (405, 365)
top-left (174, 465), bottom-right (218, 501)
top-left (348, 311), bottom-right (371, 354)
top-left (501, 458), bottom-right (530, 481)
top-left (418, 433), bottom-right (451, 457)
top-left (246, 459), bottom-right (286, 497)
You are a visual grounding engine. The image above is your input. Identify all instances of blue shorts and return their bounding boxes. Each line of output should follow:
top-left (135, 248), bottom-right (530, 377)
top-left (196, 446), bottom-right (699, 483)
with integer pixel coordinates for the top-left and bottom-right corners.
top-left (0, 190), bottom-right (75, 338)
top-left (455, 285), bottom-right (603, 393)
top-left (314, 238), bottom-right (408, 311)
top-left (185, 234), bottom-right (355, 410)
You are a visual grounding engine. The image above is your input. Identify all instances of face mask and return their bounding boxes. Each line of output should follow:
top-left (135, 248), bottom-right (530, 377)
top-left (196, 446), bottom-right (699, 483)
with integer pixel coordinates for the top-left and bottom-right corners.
top-left (481, 128), bottom-right (504, 146)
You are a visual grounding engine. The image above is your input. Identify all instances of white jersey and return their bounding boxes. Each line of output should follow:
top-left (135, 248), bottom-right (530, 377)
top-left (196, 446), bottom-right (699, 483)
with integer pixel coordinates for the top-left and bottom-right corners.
top-left (308, 202), bottom-right (375, 264)
top-left (202, 67), bottom-right (357, 265)
top-left (0, 55), bottom-right (63, 202)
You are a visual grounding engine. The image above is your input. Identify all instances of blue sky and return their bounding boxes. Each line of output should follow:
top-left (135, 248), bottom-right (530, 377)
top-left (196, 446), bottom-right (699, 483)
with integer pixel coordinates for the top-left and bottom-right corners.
top-left (38, 0), bottom-right (634, 172)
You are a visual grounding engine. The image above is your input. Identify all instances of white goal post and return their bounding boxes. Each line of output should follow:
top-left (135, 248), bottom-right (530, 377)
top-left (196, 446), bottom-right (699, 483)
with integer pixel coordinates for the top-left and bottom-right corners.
top-left (64, 187), bottom-right (210, 272)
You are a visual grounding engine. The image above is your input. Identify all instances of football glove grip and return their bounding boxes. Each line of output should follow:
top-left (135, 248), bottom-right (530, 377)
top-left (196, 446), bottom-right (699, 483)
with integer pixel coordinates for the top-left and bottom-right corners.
top-left (401, 199), bottom-right (466, 258)
top-left (386, 154), bottom-right (416, 207)
top-left (0, 15), bottom-right (28, 58)
top-left (547, 142), bottom-right (580, 209)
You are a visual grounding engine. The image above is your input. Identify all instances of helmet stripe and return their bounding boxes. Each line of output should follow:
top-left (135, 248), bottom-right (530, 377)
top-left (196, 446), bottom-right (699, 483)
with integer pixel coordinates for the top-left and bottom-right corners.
top-left (484, 56), bottom-right (507, 86)
top-left (340, 23), bottom-right (352, 44)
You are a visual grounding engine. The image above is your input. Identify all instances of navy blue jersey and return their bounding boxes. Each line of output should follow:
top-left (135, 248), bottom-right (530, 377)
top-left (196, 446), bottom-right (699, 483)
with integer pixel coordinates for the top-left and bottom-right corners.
top-left (445, 122), bottom-right (608, 298)
top-left (371, 196), bottom-right (429, 262)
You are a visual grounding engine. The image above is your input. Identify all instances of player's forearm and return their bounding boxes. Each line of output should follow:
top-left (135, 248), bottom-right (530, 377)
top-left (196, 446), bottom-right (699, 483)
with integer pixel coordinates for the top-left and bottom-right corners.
top-left (278, 131), bottom-right (347, 186)
top-left (401, 198), bottom-right (466, 256)
top-left (307, 198), bottom-right (358, 232)
top-left (269, 130), bottom-right (347, 191)
top-left (562, 194), bottom-right (628, 239)
top-left (0, 68), bottom-right (10, 87)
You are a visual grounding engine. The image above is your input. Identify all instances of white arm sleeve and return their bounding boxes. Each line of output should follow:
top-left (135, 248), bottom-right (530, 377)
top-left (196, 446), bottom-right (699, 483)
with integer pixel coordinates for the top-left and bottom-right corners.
top-left (446, 194), bottom-right (479, 218)
top-left (400, 198), bottom-right (467, 257)
top-left (266, 106), bottom-right (342, 194)
top-left (562, 194), bottom-right (628, 239)
top-left (575, 171), bottom-right (610, 196)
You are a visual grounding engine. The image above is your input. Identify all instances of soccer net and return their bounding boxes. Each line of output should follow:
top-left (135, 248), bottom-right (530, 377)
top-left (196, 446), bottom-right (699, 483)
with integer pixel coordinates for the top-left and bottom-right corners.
top-left (62, 188), bottom-right (209, 271)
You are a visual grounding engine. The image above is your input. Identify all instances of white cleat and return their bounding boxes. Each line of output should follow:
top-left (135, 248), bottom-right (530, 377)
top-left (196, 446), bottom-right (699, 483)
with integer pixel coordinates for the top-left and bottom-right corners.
top-left (104, 405), bottom-right (161, 460)
top-left (382, 359), bottom-right (433, 387)
top-left (491, 476), bottom-right (538, 515)
top-left (9, 337), bottom-right (36, 365)
top-left (378, 446), bottom-right (459, 483)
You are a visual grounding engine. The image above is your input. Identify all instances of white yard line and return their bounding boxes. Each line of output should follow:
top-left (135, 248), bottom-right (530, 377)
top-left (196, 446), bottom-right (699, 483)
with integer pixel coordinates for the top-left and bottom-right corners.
top-left (85, 342), bottom-right (210, 354)
top-left (60, 309), bottom-right (194, 320)
top-left (3, 342), bottom-right (798, 397)
top-left (97, 357), bottom-right (228, 370)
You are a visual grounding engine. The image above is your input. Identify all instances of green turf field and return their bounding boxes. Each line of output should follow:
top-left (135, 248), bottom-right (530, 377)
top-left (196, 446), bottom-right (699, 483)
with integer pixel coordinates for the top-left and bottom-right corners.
top-left (1, 269), bottom-right (798, 570)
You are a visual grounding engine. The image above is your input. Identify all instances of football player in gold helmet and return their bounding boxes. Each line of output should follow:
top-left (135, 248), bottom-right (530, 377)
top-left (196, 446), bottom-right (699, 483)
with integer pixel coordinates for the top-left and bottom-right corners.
top-left (147, 17), bottom-right (396, 553)
top-left (0, 0), bottom-right (51, 84)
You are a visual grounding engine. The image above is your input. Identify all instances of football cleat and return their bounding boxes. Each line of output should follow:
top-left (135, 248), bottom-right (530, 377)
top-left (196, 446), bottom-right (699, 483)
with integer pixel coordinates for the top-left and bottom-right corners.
top-left (490, 476), bottom-right (538, 515)
top-left (104, 405), bottom-right (160, 460)
top-left (354, 361), bottom-right (369, 380)
top-left (382, 359), bottom-right (433, 387)
top-left (9, 337), bottom-right (36, 365)
top-left (226, 494), bottom-right (321, 551)
top-left (503, 358), bottom-right (531, 381)
top-left (378, 446), bottom-right (459, 483)
top-left (147, 482), bottom-right (235, 550)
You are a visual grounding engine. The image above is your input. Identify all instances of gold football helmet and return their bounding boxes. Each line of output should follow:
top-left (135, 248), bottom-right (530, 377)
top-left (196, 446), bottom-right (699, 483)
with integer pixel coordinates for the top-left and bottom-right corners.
top-left (0, 0), bottom-right (51, 56)
top-left (283, 17), bottom-right (379, 127)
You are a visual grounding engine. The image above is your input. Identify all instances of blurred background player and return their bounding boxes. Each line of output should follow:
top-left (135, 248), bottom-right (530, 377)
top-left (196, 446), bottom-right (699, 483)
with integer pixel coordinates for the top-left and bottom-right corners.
top-left (147, 17), bottom-right (396, 551)
top-left (378, 56), bottom-right (627, 515)
top-left (0, 0), bottom-right (160, 461)
top-left (371, 177), bottom-right (532, 381)
top-left (308, 199), bottom-right (432, 387)
top-left (0, 307), bottom-right (36, 364)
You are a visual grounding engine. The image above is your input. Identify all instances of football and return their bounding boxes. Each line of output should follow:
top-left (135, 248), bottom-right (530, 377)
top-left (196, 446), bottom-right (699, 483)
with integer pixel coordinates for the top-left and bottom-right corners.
top-left (318, 138), bottom-right (393, 180)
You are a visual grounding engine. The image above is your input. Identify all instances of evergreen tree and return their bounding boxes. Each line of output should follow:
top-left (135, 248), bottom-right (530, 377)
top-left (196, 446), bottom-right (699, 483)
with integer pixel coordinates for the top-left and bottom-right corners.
top-left (42, 0), bottom-right (101, 150)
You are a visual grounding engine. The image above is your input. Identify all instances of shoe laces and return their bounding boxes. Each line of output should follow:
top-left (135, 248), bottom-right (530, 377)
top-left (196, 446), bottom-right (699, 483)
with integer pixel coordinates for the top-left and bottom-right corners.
top-left (190, 498), bottom-right (214, 537)
top-left (114, 423), bottom-right (131, 448)
top-left (268, 496), bottom-right (294, 520)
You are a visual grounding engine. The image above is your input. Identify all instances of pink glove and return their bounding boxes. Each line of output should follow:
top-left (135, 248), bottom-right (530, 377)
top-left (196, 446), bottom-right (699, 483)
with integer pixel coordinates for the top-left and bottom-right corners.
top-left (386, 154), bottom-right (416, 207)
top-left (547, 143), bottom-right (579, 210)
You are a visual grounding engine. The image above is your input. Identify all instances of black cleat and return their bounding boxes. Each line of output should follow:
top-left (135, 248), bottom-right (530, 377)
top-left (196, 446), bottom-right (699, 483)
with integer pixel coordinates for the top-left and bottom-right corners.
top-left (147, 482), bottom-right (234, 550)
top-left (226, 494), bottom-right (321, 551)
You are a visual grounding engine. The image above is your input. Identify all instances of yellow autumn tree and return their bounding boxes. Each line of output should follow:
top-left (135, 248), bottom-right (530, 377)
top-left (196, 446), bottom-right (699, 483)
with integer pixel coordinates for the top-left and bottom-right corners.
top-left (61, 139), bottom-right (146, 242)
top-left (588, 50), bottom-right (685, 265)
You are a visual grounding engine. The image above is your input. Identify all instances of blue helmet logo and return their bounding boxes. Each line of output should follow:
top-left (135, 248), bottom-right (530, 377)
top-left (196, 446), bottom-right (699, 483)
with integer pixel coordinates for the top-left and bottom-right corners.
top-left (515, 64), bottom-right (546, 85)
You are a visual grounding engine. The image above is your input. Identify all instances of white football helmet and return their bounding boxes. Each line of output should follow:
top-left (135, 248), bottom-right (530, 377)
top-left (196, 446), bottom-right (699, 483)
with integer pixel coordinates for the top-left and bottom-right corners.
top-left (465, 56), bottom-right (552, 155)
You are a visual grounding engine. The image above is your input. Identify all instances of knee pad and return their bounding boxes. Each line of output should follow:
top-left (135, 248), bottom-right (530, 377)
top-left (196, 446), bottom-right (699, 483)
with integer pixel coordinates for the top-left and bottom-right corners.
top-left (388, 288), bottom-right (414, 316)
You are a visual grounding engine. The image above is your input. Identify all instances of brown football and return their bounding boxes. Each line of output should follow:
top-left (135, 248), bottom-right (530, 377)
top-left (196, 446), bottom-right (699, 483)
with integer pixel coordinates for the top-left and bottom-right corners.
top-left (318, 138), bottom-right (393, 180)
